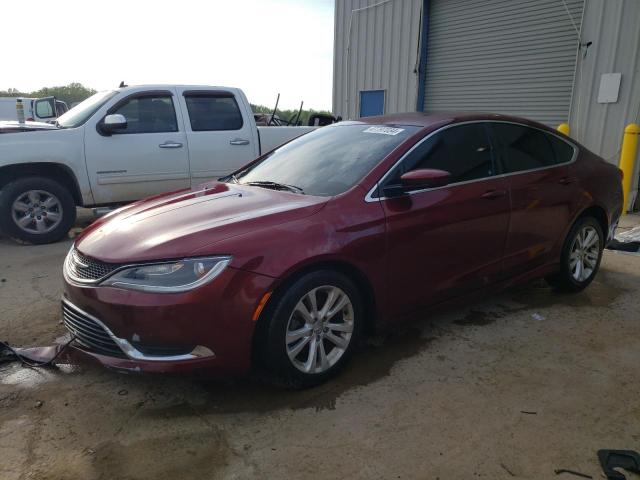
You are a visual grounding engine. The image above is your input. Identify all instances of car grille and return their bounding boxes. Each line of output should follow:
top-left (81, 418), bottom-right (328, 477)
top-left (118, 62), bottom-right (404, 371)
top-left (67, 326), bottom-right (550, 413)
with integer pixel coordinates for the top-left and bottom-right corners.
top-left (62, 301), bottom-right (126, 358)
top-left (67, 248), bottom-right (120, 282)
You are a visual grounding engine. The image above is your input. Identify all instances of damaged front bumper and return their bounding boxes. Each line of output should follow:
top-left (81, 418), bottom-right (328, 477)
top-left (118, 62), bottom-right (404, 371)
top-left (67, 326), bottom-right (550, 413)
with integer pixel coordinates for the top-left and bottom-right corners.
top-left (62, 299), bottom-right (216, 363)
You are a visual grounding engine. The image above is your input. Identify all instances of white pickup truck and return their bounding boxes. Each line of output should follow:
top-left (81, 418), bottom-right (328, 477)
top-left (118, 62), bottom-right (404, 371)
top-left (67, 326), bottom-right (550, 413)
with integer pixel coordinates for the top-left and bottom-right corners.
top-left (0, 85), bottom-right (316, 244)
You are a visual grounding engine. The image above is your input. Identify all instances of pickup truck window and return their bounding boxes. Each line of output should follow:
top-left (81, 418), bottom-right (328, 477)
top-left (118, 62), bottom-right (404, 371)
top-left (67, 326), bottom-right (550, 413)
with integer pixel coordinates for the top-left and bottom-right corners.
top-left (113, 96), bottom-right (178, 134)
top-left (57, 90), bottom-right (119, 128)
top-left (184, 94), bottom-right (243, 131)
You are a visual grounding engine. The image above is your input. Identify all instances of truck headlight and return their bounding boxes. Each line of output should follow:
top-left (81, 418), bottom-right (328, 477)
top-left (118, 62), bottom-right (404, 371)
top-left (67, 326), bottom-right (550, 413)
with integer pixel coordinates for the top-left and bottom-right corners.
top-left (100, 256), bottom-right (231, 293)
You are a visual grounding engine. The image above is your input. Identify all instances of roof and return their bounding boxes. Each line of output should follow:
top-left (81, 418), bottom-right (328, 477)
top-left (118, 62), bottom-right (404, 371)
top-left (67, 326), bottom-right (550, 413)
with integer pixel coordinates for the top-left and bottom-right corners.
top-left (350, 111), bottom-right (552, 131)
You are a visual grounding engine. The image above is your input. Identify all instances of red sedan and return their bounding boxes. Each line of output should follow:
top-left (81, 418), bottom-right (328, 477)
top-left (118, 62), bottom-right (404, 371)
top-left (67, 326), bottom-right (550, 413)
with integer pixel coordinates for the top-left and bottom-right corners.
top-left (62, 113), bottom-right (623, 386)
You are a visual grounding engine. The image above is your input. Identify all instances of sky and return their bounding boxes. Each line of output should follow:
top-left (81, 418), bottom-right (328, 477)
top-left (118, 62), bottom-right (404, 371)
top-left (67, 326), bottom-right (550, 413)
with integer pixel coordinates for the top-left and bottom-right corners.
top-left (2, 0), bottom-right (335, 111)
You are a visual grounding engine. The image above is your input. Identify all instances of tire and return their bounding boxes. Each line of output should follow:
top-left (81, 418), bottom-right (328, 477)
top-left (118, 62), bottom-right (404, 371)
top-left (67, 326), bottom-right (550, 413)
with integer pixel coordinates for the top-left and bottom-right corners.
top-left (547, 216), bottom-right (604, 292)
top-left (260, 270), bottom-right (363, 388)
top-left (0, 176), bottom-right (76, 245)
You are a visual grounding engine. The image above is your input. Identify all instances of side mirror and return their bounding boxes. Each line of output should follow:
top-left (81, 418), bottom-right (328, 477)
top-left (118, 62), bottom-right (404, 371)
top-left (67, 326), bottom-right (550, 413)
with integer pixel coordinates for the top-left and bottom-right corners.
top-left (383, 169), bottom-right (452, 197)
top-left (100, 114), bottom-right (127, 135)
top-left (34, 97), bottom-right (56, 119)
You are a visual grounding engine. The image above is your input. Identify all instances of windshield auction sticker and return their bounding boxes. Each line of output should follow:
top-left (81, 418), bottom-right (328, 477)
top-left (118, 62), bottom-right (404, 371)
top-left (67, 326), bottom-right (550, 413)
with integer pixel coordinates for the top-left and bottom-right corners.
top-left (363, 126), bottom-right (405, 136)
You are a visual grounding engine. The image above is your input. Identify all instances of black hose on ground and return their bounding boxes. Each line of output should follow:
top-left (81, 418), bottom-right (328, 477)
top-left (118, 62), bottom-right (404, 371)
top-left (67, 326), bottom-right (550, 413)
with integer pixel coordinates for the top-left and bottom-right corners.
top-left (0, 336), bottom-right (76, 368)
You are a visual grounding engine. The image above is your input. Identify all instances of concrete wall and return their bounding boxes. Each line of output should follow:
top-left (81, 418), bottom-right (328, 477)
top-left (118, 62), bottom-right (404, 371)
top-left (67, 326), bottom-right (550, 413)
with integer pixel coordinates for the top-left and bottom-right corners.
top-left (569, 0), bottom-right (640, 206)
top-left (332, 0), bottom-right (422, 119)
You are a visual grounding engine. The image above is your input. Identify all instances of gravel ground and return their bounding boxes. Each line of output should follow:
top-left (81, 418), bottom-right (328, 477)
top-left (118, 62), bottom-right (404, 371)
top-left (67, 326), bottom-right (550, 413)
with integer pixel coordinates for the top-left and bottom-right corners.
top-left (1, 211), bottom-right (639, 480)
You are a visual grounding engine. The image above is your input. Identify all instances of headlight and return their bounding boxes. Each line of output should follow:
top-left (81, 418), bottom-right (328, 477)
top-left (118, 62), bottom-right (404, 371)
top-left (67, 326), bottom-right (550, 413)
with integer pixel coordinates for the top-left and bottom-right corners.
top-left (100, 256), bottom-right (231, 293)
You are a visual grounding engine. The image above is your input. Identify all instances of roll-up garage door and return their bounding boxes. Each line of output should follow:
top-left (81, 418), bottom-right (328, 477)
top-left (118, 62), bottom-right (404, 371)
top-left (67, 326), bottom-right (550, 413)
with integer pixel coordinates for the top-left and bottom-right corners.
top-left (423, 0), bottom-right (584, 126)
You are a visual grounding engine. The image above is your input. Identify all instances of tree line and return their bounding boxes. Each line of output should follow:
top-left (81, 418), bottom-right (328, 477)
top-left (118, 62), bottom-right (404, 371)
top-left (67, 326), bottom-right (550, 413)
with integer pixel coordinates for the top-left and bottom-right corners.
top-left (1, 83), bottom-right (332, 123)
top-left (0, 83), bottom-right (97, 106)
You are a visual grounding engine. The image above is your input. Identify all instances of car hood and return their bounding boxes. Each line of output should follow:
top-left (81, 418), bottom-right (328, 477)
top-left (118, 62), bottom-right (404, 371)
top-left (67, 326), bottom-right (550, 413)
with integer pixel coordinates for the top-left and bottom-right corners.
top-left (75, 182), bottom-right (329, 263)
top-left (0, 120), bottom-right (58, 132)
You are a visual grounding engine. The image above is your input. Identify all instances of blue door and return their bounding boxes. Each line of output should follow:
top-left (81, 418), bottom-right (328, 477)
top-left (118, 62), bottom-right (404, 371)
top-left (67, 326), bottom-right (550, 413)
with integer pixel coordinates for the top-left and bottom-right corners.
top-left (359, 90), bottom-right (385, 117)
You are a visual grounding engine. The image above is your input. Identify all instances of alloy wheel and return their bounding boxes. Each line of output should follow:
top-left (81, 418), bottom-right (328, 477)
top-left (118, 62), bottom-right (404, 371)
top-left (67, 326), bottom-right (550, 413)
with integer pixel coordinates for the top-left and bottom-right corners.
top-left (285, 285), bottom-right (354, 374)
top-left (11, 190), bottom-right (64, 235)
top-left (569, 225), bottom-right (600, 282)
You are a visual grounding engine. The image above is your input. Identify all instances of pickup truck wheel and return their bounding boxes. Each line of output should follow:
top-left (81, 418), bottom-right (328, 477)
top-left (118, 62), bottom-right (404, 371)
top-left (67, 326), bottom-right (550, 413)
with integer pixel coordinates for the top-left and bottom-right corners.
top-left (0, 177), bottom-right (76, 244)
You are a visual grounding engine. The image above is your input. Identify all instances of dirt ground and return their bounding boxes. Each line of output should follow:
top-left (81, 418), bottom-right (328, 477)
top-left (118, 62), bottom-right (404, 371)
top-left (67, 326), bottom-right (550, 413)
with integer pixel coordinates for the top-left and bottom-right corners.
top-left (1, 211), bottom-right (639, 480)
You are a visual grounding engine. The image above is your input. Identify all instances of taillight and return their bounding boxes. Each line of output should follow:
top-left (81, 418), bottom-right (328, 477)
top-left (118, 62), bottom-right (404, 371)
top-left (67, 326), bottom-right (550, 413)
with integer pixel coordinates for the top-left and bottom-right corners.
top-left (619, 168), bottom-right (624, 181)
top-left (26, 117), bottom-right (34, 122)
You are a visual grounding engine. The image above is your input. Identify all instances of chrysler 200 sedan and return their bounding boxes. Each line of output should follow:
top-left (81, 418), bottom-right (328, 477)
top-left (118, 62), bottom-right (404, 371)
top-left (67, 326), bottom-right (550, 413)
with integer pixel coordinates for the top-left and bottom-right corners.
top-left (62, 113), bottom-right (623, 387)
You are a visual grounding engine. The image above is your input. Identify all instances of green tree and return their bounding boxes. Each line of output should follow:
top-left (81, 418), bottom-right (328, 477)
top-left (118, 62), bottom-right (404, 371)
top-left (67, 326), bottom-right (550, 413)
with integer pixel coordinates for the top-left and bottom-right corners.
top-left (30, 83), bottom-right (96, 105)
top-left (250, 103), bottom-right (333, 126)
top-left (0, 83), bottom-right (96, 105)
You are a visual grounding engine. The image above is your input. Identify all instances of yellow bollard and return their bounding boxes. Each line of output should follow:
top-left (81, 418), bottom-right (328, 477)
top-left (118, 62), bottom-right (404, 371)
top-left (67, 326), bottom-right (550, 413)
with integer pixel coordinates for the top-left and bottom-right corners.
top-left (619, 123), bottom-right (640, 215)
top-left (557, 123), bottom-right (570, 136)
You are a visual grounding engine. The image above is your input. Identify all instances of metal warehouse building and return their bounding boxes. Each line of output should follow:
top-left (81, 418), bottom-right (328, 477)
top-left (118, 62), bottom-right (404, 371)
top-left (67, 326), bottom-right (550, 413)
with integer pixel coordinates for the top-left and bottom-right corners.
top-left (332, 0), bottom-right (640, 208)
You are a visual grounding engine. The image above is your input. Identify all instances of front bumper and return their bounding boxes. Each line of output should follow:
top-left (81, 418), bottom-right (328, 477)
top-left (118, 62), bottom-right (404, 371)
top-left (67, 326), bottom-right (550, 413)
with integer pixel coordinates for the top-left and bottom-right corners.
top-left (61, 266), bottom-right (274, 376)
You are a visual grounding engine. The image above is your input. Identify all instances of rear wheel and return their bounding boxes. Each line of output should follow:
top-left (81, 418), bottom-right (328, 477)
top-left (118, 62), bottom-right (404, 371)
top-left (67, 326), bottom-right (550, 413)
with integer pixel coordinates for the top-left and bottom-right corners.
top-left (0, 177), bottom-right (76, 244)
top-left (547, 216), bottom-right (604, 292)
top-left (260, 270), bottom-right (363, 388)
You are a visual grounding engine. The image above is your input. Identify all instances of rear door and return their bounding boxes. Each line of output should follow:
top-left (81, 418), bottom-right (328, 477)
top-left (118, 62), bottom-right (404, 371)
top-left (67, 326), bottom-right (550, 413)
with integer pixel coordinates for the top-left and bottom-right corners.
top-left (176, 88), bottom-right (259, 184)
top-left (84, 89), bottom-right (190, 203)
top-left (379, 122), bottom-right (510, 314)
top-left (489, 122), bottom-right (580, 278)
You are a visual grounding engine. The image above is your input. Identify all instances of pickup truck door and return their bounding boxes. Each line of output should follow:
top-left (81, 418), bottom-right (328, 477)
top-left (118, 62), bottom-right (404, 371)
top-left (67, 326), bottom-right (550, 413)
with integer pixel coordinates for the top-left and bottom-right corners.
top-left (84, 89), bottom-right (190, 204)
top-left (33, 96), bottom-right (57, 122)
top-left (175, 88), bottom-right (260, 184)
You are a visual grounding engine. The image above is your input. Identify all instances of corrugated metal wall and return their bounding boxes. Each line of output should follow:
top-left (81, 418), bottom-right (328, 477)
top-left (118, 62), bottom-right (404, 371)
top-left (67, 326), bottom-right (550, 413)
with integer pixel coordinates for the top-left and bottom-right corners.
top-left (569, 0), bottom-right (640, 206)
top-left (332, 0), bottom-right (422, 119)
top-left (422, 0), bottom-right (584, 126)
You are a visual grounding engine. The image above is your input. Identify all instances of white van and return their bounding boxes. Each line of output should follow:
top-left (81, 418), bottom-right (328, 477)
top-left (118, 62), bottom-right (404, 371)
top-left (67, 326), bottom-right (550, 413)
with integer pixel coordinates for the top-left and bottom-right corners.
top-left (0, 97), bottom-right (69, 122)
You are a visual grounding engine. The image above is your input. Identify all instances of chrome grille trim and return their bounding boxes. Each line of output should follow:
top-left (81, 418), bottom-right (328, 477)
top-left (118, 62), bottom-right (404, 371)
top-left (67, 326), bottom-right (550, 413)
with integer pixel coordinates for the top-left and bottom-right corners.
top-left (64, 248), bottom-right (121, 284)
top-left (60, 299), bottom-right (216, 362)
top-left (62, 301), bottom-right (126, 358)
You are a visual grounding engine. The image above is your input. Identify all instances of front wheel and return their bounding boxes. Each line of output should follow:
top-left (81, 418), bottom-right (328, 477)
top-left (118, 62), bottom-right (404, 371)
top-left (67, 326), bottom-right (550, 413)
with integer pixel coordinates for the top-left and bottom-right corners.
top-left (260, 270), bottom-right (363, 388)
top-left (547, 216), bottom-right (604, 292)
top-left (0, 176), bottom-right (76, 244)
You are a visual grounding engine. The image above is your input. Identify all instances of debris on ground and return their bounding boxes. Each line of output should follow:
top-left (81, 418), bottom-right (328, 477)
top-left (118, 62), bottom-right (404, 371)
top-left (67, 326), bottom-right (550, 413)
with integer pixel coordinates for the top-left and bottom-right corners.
top-left (553, 468), bottom-right (592, 478)
top-left (608, 226), bottom-right (640, 253)
top-left (531, 313), bottom-right (545, 321)
top-left (597, 449), bottom-right (640, 480)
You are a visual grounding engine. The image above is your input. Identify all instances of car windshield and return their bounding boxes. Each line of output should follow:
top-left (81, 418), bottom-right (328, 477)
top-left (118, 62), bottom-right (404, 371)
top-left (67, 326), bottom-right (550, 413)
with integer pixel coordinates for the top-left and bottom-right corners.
top-left (56, 90), bottom-right (119, 128)
top-left (235, 124), bottom-right (419, 196)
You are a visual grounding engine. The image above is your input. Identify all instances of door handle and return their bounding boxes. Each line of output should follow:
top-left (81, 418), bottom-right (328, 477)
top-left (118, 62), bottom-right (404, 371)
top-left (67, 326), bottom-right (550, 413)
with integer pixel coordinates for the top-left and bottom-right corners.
top-left (481, 189), bottom-right (507, 199)
top-left (559, 176), bottom-right (577, 185)
top-left (230, 138), bottom-right (250, 146)
top-left (159, 141), bottom-right (183, 149)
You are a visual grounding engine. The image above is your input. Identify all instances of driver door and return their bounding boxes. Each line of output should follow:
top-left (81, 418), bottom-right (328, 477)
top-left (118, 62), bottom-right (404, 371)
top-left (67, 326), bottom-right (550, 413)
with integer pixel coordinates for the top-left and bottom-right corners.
top-left (84, 89), bottom-right (190, 204)
top-left (380, 122), bottom-right (511, 315)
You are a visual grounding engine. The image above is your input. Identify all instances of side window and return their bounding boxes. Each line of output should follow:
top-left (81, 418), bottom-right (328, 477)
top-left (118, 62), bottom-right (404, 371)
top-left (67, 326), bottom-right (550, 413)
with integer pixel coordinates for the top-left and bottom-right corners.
top-left (547, 132), bottom-right (575, 164)
top-left (492, 123), bottom-right (564, 173)
top-left (184, 94), bottom-right (243, 131)
top-left (390, 123), bottom-right (495, 185)
top-left (112, 95), bottom-right (178, 134)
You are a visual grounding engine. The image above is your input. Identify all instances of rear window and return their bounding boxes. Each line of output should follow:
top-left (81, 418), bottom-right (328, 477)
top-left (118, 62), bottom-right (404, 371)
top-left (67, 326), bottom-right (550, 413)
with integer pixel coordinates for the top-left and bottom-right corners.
top-left (492, 123), bottom-right (574, 173)
top-left (185, 94), bottom-right (243, 131)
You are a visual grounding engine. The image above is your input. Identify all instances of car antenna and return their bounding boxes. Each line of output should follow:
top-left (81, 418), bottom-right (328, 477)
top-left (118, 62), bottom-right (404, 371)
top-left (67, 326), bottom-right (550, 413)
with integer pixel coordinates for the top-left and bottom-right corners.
top-left (292, 101), bottom-right (304, 126)
top-left (268, 93), bottom-right (280, 126)
top-left (119, 81), bottom-right (128, 88)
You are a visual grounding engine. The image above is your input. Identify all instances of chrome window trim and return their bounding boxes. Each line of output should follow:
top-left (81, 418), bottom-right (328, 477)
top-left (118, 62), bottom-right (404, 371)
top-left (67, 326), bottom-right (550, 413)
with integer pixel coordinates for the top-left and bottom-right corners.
top-left (364, 120), bottom-right (579, 203)
top-left (62, 298), bottom-right (215, 362)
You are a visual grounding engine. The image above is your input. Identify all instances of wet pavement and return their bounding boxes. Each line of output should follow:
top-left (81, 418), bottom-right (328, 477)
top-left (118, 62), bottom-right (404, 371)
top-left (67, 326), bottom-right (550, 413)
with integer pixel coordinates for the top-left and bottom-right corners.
top-left (1, 212), bottom-right (640, 479)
